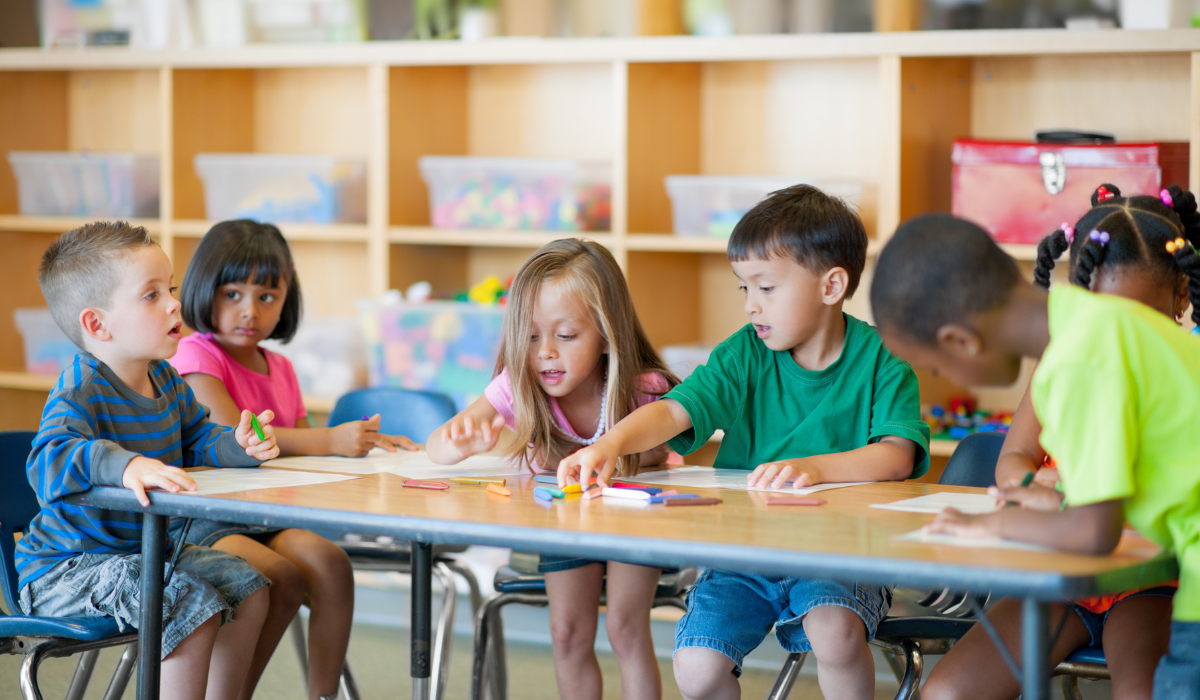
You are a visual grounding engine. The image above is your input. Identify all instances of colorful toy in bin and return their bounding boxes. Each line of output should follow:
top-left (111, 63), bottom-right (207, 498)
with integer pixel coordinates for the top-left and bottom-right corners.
top-left (358, 297), bottom-right (506, 412)
top-left (922, 394), bottom-right (1012, 442)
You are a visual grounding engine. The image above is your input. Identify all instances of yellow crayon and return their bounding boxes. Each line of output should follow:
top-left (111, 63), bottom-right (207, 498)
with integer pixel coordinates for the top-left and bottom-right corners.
top-left (450, 477), bottom-right (507, 486)
top-left (562, 483), bottom-right (584, 494)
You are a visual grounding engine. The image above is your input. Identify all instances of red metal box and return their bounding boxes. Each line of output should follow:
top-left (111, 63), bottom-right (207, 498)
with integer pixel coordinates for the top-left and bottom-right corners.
top-left (951, 140), bottom-right (1189, 244)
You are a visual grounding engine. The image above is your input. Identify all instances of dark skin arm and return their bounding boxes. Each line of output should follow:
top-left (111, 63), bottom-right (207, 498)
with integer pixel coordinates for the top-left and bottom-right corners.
top-left (925, 496), bottom-right (1125, 555)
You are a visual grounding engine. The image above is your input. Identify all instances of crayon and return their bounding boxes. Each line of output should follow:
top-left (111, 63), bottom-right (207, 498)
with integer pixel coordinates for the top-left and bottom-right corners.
top-left (402, 479), bottom-right (450, 490)
top-left (648, 493), bottom-right (700, 504)
top-left (487, 483), bottom-right (511, 497)
top-left (601, 487), bottom-right (651, 500)
top-left (533, 487), bottom-right (555, 501)
top-left (450, 477), bottom-right (507, 485)
top-left (765, 497), bottom-right (826, 506)
top-left (665, 497), bottom-right (722, 507)
top-left (250, 413), bottom-right (265, 442)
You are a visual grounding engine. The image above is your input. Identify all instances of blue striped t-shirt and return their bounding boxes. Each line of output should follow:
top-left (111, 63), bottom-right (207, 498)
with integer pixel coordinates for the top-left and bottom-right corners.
top-left (15, 352), bottom-right (258, 590)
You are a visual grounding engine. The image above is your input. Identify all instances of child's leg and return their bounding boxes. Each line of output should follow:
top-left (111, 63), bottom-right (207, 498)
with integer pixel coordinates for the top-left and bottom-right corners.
top-left (1102, 593), bottom-right (1173, 700)
top-left (160, 613), bottom-right (220, 700)
top-left (672, 648), bottom-right (739, 700)
top-left (210, 534), bottom-right (306, 700)
top-left (920, 598), bottom-right (1088, 700)
top-left (603, 562), bottom-right (663, 700)
top-left (266, 529), bottom-right (356, 700)
top-left (544, 562), bottom-right (606, 700)
top-left (802, 605), bottom-right (875, 700)
top-left (205, 585), bottom-right (270, 700)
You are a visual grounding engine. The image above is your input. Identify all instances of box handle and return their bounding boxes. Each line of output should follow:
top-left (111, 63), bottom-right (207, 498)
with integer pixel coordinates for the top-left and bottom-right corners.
top-left (1039, 152), bottom-right (1066, 195)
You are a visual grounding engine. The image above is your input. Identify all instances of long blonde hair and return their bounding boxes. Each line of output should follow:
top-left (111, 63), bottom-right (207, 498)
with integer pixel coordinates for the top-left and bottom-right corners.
top-left (498, 239), bottom-right (679, 477)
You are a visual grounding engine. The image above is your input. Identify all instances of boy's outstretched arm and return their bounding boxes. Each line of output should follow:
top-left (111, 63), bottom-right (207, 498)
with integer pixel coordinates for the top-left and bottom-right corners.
top-left (558, 398), bottom-right (693, 487)
top-left (925, 497), bottom-right (1125, 555)
top-left (748, 436), bottom-right (917, 489)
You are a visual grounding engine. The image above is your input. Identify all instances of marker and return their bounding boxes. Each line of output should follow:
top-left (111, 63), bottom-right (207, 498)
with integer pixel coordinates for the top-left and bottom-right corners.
top-left (402, 479), bottom-right (450, 490)
top-left (250, 413), bottom-right (265, 442)
top-left (487, 483), bottom-right (511, 497)
top-left (1020, 471), bottom-right (1036, 488)
top-left (450, 477), bottom-right (506, 486)
top-left (766, 497), bottom-right (827, 506)
top-left (665, 497), bottom-right (723, 507)
top-left (601, 487), bottom-right (651, 500)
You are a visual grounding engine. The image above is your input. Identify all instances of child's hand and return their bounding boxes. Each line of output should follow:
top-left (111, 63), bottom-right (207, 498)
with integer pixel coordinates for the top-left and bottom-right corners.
top-left (989, 483), bottom-right (1063, 512)
top-left (923, 507), bottom-right (1000, 540)
top-left (1033, 467), bottom-right (1061, 489)
top-left (438, 413), bottom-right (506, 461)
top-left (331, 414), bottom-right (418, 457)
top-left (748, 459), bottom-right (822, 489)
top-left (558, 443), bottom-right (620, 488)
top-left (235, 409), bottom-right (280, 461)
top-left (122, 456), bottom-right (196, 507)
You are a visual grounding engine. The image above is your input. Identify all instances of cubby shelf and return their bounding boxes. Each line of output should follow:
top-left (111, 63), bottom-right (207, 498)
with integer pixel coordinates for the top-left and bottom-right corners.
top-left (390, 227), bottom-right (616, 249)
top-left (0, 215), bottom-right (161, 234)
top-left (173, 219), bottom-right (371, 242)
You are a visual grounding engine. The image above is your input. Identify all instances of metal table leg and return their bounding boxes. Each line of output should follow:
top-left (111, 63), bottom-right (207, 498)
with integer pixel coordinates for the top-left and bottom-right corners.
top-left (1021, 597), bottom-right (1050, 700)
top-left (412, 541), bottom-right (432, 700)
top-left (137, 514), bottom-right (166, 700)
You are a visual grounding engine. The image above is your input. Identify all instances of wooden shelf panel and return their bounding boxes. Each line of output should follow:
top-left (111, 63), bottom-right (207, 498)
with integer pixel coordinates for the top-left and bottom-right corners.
top-left (627, 235), bottom-right (728, 253)
top-left (173, 219), bottom-right (370, 242)
top-left (929, 440), bottom-right (958, 458)
top-left (2, 31), bottom-right (1200, 71)
top-left (0, 215), bottom-right (161, 234)
top-left (390, 226), bottom-right (615, 248)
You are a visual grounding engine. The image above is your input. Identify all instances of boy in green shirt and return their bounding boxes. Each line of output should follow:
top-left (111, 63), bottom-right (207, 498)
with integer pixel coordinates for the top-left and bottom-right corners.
top-left (559, 185), bottom-right (930, 700)
top-left (870, 213), bottom-right (1200, 699)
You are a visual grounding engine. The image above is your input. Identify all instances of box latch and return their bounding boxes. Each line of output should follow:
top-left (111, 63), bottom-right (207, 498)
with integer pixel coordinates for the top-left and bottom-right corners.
top-left (1039, 151), bottom-right (1066, 194)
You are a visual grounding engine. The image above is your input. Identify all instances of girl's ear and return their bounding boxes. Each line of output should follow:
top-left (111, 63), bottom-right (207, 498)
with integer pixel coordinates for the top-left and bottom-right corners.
top-left (934, 323), bottom-right (983, 359)
top-left (1176, 274), bottom-right (1191, 322)
top-left (79, 308), bottom-right (110, 343)
top-left (820, 267), bottom-right (849, 306)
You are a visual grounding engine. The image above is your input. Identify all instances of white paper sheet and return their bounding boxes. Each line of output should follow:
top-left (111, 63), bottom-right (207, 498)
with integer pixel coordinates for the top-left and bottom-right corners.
top-left (178, 469), bottom-right (359, 496)
top-left (264, 449), bottom-right (525, 480)
top-left (623, 466), bottom-right (871, 496)
top-left (894, 529), bottom-right (1054, 552)
top-left (869, 493), bottom-right (1001, 515)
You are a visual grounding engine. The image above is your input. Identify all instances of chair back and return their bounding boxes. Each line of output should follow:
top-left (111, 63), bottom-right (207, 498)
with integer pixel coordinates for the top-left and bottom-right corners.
top-left (328, 388), bottom-right (458, 444)
top-left (0, 431), bottom-right (39, 615)
top-left (939, 432), bottom-right (1005, 488)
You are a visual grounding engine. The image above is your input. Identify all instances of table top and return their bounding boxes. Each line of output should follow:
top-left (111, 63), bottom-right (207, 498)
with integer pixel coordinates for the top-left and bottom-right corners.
top-left (72, 468), bottom-right (1177, 600)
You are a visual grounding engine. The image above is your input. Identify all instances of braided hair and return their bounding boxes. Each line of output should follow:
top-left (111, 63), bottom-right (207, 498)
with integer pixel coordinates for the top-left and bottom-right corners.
top-left (1031, 183), bottom-right (1200, 326)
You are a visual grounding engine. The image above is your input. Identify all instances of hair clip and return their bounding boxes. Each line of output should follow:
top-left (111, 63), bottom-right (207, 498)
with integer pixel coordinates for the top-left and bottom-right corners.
top-left (1089, 229), bottom-right (1110, 245)
top-left (1060, 222), bottom-right (1075, 244)
top-left (1161, 189), bottom-right (1175, 208)
top-left (1166, 237), bottom-right (1188, 254)
top-left (1096, 186), bottom-right (1116, 202)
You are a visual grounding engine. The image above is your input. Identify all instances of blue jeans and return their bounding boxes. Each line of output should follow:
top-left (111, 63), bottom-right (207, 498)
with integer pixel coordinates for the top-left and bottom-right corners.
top-left (1072, 586), bottom-right (1176, 647)
top-left (1154, 621), bottom-right (1200, 700)
top-left (20, 544), bottom-right (269, 658)
top-left (674, 569), bottom-right (891, 675)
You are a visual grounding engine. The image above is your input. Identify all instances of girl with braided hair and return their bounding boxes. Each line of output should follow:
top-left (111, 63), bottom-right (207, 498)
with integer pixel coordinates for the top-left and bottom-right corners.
top-left (920, 183), bottom-right (1198, 700)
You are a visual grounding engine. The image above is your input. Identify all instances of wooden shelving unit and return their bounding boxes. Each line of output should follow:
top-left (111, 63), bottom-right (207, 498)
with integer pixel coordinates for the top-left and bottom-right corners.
top-left (1, 30), bottom-right (1197, 442)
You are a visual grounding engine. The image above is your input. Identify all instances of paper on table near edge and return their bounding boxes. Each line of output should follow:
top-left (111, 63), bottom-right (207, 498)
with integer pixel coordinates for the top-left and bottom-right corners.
top-left (894, 529), bottom-right (1054, 552)
top-left (869, 492), bottom-right (1001, 515)
top-left (179, 468), bottom-right (360, 496)
top-left (266, 448), bottom-right (524, 480)
top-left (624, 466), bottom-right (872, 495)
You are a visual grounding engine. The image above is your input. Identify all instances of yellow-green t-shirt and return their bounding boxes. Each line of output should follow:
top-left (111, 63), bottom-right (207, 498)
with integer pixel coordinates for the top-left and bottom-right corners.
top-left (1032, 285), bottom-right (1200, 621)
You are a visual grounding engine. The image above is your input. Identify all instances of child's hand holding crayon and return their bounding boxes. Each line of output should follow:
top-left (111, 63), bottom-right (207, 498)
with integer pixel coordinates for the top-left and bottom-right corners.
top-left (988, 482), bottom-right (1064, 512)
top-left (747, 459), bottom-right (823, 490)
top-left (236, 409), bottom-right (280, 461)
top-left (923, 507), bottom-right (999, 540)
top-left (558, 442), bottom-right (621, 489)
top-left (438, 413), bottom-right (506, 461)
top-left (122, 456), bottom-right (197, 507)
top-left (332, 414), bottom-right (418, 457)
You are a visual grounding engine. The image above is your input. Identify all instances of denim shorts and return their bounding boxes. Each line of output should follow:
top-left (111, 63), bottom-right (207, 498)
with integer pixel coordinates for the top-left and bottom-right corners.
top-left (173, 517), bottom-right (281, 548)
top-left (19, 544), bottom-right (269, 659)
top-left (674, 569), bottom-right (892, 674)
top-left (1072, 586), bottom-right (1176, 647)
top-left (1154, 620), bottom-right (1200, 700)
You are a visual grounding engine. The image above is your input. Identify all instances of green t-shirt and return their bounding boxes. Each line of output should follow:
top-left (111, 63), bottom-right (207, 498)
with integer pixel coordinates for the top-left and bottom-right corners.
top-left (664, 314), bottom-right (930, 478)
top-left (1033, 285), bottom-right (1200, 621)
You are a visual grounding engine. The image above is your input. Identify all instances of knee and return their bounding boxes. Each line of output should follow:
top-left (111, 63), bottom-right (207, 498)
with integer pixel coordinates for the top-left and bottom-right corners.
top-left (604, 607), bottom-right (650, 657)
top-left (549, 611), bottom-right (597, 659)
top-left (261, 559), bottom-right (305, 616)
top-left (672, 648), bottom-right (734, 699)
top-left (308, 539), bottom-right (354, 589)
top-left (804, 608), bottom-right (868, 667)
top-left (237, 585), bottom-right (270, 627)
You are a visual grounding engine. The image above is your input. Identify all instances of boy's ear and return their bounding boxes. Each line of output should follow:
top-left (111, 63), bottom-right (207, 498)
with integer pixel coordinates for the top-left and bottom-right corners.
top-left (934, 323), bottom-right (983, 359)
top-left (820, 267), bottom-right (850, 306)
top-left (79, 308), bottom-right (111, 343)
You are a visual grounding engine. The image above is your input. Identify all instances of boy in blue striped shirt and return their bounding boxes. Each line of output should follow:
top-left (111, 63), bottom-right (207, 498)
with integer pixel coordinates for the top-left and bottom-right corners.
top-left (17, 222), bottom-right (278, 700)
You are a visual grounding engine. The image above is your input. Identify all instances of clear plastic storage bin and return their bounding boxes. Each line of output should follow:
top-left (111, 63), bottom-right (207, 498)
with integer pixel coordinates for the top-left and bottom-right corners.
top-left (419, 156), bottom-right (611, 231)
top-left (358, 298), bottom-right (506, 412)
top-left (260, 315), bottom-right (365, 401)
top-left (8, 151), bottom-right (160, 218)
top-left (15, 308), bottom-right (79, 375)
top-left (194, 153), bottom-right (367, 224)
top-left (661, 343), bottom-right (716, 381)
top-left (665, 176), bottom-right (864, 238)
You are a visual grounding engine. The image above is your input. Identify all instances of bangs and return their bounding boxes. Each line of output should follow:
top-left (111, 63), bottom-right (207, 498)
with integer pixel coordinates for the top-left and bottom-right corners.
top-left (727, 225), bottom-right (798, 263)
top-left (215, 233), bottom-right (291, 289)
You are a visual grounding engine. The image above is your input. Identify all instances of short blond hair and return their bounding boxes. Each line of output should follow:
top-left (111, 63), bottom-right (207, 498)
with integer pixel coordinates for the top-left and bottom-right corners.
top-left (38, 221), bottom-right (154, 347)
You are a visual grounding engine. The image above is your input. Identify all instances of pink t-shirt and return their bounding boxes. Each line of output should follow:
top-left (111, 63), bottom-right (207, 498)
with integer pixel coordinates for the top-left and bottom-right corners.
top-left (483, 367), bottom-right (669, 469)
top-left (170, 333), bottom-right (307, 428)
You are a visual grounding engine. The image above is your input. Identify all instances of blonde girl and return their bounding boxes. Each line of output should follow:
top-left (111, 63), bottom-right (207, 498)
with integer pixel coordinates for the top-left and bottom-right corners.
top-left (427, 238), bottom-right (679, 700)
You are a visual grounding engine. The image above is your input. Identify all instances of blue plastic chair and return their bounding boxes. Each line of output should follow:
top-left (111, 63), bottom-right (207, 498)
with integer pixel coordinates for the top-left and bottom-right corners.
top-left (327, 387), bottom-right (458, 444)
top-left (0, 430), bottom-right (138, 700)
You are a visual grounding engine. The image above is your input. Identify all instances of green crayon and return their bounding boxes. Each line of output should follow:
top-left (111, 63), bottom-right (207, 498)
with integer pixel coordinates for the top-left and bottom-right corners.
top-left (250, 413), bottom-right (265, 442)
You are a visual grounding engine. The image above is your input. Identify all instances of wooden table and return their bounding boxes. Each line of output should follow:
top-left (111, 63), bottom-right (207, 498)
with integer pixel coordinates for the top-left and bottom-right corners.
top-left (72, 471), bottom-right (1177, 700)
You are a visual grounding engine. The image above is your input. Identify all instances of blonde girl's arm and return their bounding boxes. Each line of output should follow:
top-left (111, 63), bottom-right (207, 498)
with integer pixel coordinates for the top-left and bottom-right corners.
top-left (426, 394), bottom-right (507, 465)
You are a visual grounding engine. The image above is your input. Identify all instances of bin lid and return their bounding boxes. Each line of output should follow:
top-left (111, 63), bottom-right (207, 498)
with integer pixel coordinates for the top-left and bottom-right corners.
top-left (952, 139), bottom-right (1163, 168)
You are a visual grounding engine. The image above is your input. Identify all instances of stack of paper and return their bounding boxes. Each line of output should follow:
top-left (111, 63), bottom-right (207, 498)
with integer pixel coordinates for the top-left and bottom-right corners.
top-left (624, 466), bottom-right (871, 496)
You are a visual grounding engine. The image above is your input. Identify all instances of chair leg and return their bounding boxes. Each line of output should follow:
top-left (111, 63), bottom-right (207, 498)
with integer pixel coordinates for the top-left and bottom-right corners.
top-left (431, 562), bottom-right (458, 700)
top-left (890, 639), bottom-right (923, 700)
top-left (486, 605), bottom-right (508, 700)
top-left (881, 647), bottom-right (907, 685)
top-left (470, 595), bottom-right (499, 700)
top-left (340, 659), bottom-right (361, 700)
top-left (289, 612), bottom-right (310, 693)
top-left (101, 642), bottom-right (138, 700)
top-left (446, 560), bottom-right (484, 613)
top-left (1060, 675), bottom-right (1084, 700)
top-left (64, 648), bottom-right (99, 700)
top-left (19, 641), bottom-right (54, 700)
top-left (766, 652), bottom-right (807, 700)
